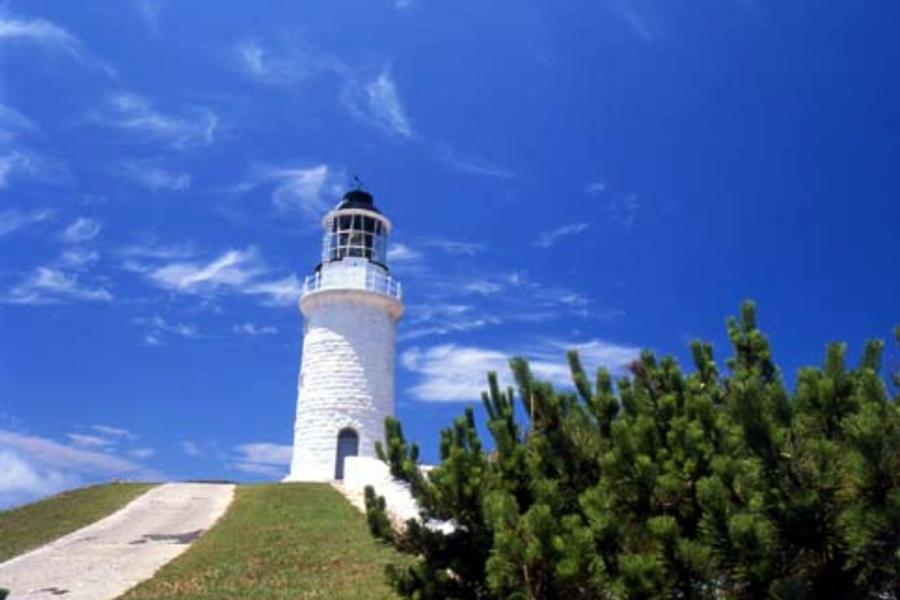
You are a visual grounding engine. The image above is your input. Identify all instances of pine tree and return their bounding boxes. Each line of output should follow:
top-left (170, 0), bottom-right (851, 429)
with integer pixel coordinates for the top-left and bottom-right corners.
top-left (365, 302), bottom-right (900, 599)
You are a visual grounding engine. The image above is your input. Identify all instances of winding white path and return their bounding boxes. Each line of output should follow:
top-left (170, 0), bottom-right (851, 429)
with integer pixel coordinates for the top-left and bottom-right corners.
top-left (0, 483), bottom-right (235, 600)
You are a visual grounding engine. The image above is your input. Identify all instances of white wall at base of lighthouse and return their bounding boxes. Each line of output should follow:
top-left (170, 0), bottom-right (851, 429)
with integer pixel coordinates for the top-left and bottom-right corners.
top-left (287, 288), bottom-right (400, 482)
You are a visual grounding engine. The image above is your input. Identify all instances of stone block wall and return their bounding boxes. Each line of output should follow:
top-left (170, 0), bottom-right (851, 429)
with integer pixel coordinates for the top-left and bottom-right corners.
top-left (286, 289), bottom-right (401, 482)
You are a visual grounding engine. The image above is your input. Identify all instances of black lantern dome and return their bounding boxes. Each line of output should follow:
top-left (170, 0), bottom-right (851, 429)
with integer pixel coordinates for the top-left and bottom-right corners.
top-left (336, 189), bottom-right (382, 214)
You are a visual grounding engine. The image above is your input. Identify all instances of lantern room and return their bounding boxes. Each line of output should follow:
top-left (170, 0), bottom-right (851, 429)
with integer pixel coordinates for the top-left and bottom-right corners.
top-left (321, 190), bottom-right (391, 268)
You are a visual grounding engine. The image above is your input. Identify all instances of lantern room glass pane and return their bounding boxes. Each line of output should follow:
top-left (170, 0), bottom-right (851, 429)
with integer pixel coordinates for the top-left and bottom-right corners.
top-left (322, 211), bottom-right (389, 265)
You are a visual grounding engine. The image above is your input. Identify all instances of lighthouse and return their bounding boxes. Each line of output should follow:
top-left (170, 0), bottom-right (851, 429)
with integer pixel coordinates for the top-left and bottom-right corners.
top-left (286, 188), bottom-right (403, 482)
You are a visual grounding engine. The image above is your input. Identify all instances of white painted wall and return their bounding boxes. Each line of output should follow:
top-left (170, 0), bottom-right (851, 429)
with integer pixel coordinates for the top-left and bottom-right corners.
top-left (286, 285), bottom-right (402, 482)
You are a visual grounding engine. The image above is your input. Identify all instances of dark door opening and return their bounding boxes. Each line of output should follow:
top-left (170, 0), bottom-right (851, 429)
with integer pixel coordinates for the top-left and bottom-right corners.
top-left (335, 428), bottom-right (359, 480)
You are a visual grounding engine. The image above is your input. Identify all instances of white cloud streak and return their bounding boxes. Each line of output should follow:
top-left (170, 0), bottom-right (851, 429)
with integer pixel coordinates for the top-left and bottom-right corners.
top-left (136, 315), bottom-right (199, 345)
top-left (0, 104), bottom-right (35, 133)
top-left (607, 194), bottom-right (640, 231)
top-left (133, 0), bottom-right (164, 33)
top-left (0, 14), bottom-right (115, 75)
top-left (61, 217), bottom-right (102, 243)
top-left (60, 248), bottom-right (100, 269)
top-left (387, 242), bottom-right (423, 264)
top-left (119, 239), bottom-right (195, 261)
top-left (432, 143), bottom-right (515, 179)
top-left (534, 222), bottom-right (590, 248)
top-left (423, 239), bottom-right (486, 256)
top-left (120, 162), bottom-right (191, 192)
top-left (0, 15), bottom-right (82, 56)
top-left (5, 267), bottom-right (113, 305)
top-left (231, 442), bottom-right (292, 478)
top-left (144, 247), bottom-right (301, 307)
top-left (268, 164), bottom-right (332, 216)
top-left (0, 104), bottom-right (69, 189)
top-left (94, 93), bottom-right (218, 149)
top-left (610, 0), bottom-right (661, 42)
top-left (365, 68), bottom-right (413, 139)
top-left (232, 163), bottom-right (345, 224)
top-left (148, 248), bottom-right (265, 293)
top-left (233, 323), bottom-right (278, 336)
top-left (343, 67), bottom-right (414, 140)
top-left (0, 150), bottom-right (67, 188)
top-left (0, 208), bottom-right (54, 237)
top-left (234, 38), bottom-right (345, 85)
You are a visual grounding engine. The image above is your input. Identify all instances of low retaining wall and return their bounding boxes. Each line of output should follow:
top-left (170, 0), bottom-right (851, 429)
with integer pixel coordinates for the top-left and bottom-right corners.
top-left (341, 456), bottom-right (421, 524)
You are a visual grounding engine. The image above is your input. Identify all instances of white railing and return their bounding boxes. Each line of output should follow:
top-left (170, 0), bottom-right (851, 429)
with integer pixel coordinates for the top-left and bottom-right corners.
top-left (302, 269), bottom-right (402, 300)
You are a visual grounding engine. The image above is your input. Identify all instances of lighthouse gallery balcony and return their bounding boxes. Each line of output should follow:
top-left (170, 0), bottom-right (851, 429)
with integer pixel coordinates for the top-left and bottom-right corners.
top-left (301, 266), bottom-right (402, 300)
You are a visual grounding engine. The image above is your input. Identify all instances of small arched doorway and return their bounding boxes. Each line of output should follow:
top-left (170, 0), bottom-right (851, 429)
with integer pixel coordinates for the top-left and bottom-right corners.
top-left (334, 428), bottom-right (359, 480)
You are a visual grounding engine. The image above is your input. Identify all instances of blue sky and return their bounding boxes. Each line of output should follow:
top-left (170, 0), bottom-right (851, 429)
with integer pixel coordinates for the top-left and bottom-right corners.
top-left (1, 0), bottom-right (898, 507)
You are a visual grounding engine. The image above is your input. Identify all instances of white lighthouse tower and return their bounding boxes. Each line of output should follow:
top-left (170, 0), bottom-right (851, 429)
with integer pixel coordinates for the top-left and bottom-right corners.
top-left (286, 189), bottom-right (403, 482)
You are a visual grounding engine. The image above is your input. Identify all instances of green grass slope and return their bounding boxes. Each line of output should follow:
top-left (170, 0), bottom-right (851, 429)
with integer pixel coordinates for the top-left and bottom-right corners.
top-left (0, 483), bottom-right (156, 563)
top-left (120, 483), bottom-right (404, 600)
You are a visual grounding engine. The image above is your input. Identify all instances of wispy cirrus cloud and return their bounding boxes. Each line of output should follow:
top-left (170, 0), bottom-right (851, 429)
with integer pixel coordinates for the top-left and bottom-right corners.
top-left (90, 424), bottom-right (137, 441)
top-left (61, 217), bottom-right (102, 243)
top-left (133, 0), bottom-right (164, 33)
top-left (230, 442), bottom-right (291, 478)
top-left (343, 67), bottom-right (414, 140)
top-left (0, 104), bottom-right (69, 188)
top-left (5, 267), bottom-right (113, 305)
top-left (389, 240), bottom-right (612, 341)
top-left (585, 181), bottom-right (606, 195)
top-left (365, 68), bottom-right (414, 139)
top-left (586, 181), bottom-right (640, 232)
top-left (422, 238), bottom-right (486, 256)
top-left (143, 247), bottom-right (301, 307)
top-left (0, 149), bottom-right (68, 189)
top-left (387, 243), bottom-right (423, 264)
top-left (91, 93), bottom-right (218, 149)
top-left (610, 0), bottom-right (661, 42)
top-left (607, 194), bottom-right (640, 231)
top-left (135, 315), bottom-right (199, 346)
top-left (0, 208), bottom-right (55, 237)
top-left (119, 161), bottom-right (191, 192)
top-left (233, 323), bottom-right (278, 336)
top-left (233, 163), bottom-right (344, 223)
top-left (234, 38), bottom-right (345, 85)
top-left (401, 338), bottom-right (640, 402)
top-left (534, 222), bottom-right (590, 248)
top-left (400, 269), bottom-right (606, 341)
top-left (60, 248), bottom-right (100, 269)
top-left (5, 218), bottom-right (111, 304)
top-left (66, 424), bottom-right (137, 449)
top-left (233, 35), bottom-right (412, 142)
top-left (181, 441), bottom-right (201, 457)
top-left (0, 15), bottom-right (82, 57)
top-left (148, 248), bottom-right (266, 293)
top-left (119, 238), bottom-right (195, 262)
top-left (0, 13), bottom-right (115, 75)
top-left (244, 275), bottom-right (303, 306)
top-left (0, 104), bottom-right (35, 135)
top-left (432, 142), bottom-right (515, 179)
top-left (267, 164), bottom-right (335, 216)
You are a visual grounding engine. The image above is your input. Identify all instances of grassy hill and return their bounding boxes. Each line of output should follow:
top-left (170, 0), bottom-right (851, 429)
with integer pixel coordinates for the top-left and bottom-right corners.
top-left (0, 482), bottom-right (156, 564)
top-left (120, 483), bottom-right (403, 600)
top-left (1, 482), bottom-right (402, 599)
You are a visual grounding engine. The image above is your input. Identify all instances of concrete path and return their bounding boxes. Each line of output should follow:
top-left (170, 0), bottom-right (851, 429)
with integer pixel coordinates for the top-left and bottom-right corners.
top-left (0, 483), bottom-right (235, 600)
